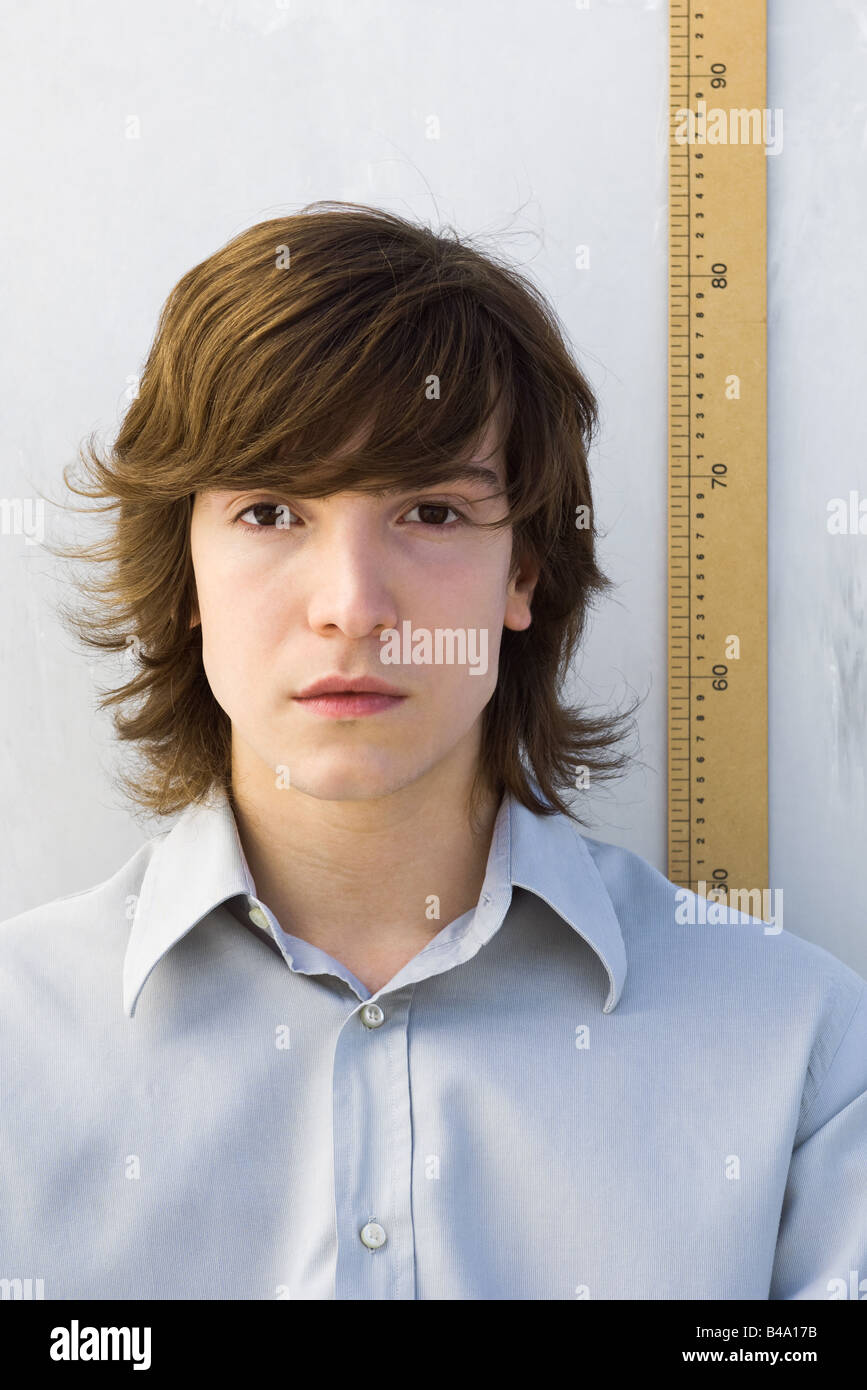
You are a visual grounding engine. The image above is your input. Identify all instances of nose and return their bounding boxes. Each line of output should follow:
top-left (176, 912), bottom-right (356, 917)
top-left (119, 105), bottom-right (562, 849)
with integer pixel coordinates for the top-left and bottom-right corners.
top-left (303, 515), bottom-right (399, 641)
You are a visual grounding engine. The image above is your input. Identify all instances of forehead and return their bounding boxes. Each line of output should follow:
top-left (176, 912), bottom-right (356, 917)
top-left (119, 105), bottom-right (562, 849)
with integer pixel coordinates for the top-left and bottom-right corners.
top-left (333, 401), bottom-right (507, 489)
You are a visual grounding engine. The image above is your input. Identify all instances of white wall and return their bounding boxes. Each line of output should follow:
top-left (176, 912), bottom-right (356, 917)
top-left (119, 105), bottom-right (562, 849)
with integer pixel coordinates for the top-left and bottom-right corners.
top-left (1, 0), bottom-right (865, 976)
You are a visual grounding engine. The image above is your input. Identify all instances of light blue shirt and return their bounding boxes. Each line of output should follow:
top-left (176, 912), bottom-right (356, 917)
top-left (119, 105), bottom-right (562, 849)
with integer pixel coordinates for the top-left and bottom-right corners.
top-left (1, 782), bottom-right (865, 1300)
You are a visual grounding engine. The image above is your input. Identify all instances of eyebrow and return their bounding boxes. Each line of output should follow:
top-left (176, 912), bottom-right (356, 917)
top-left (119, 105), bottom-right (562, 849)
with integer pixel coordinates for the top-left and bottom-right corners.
top-left (216, 464), bottom-right (504, 508)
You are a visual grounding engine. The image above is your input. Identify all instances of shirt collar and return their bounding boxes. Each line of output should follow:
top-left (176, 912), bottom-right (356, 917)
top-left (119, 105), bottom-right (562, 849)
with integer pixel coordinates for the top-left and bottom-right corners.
top-left (123, 782), bottom-right (626, 1018)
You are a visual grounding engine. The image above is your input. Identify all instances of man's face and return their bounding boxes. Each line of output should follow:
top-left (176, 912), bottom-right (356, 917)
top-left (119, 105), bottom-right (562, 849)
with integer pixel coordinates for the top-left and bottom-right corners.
top-left (188, 416), bottom-right (537, 802)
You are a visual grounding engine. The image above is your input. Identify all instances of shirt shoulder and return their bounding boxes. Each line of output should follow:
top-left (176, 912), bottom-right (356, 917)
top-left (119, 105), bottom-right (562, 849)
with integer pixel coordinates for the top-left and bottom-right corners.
top-left (0, 831), bottom-right (167, 983)
top-left (577, 830), bottom-right (867, 1128)
top-left (580, 828), bottom-right (864, 981)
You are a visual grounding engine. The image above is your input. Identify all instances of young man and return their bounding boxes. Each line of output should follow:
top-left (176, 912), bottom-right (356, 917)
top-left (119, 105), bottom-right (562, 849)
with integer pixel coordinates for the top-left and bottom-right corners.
top-left (2, 203), bottom-right (865, 1301)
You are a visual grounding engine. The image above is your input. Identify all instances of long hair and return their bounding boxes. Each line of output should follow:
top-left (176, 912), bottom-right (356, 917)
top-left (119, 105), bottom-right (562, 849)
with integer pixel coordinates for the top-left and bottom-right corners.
top-left (49, 201), bottom-right (640, 824)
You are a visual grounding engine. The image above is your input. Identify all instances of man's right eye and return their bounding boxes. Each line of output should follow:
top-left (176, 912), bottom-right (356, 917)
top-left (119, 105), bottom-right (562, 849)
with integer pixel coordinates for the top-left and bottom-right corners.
top-left (235, 503), bottom-right (296, 530)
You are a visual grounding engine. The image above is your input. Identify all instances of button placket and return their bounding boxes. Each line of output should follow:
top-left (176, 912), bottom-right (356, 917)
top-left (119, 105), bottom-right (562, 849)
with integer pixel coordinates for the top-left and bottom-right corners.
top-left (333, 988), bottom-right (416, 1297)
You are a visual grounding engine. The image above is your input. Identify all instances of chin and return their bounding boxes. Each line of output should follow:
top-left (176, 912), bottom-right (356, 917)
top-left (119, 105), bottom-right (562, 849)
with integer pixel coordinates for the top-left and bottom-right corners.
top-left (272, 752), bottom-right (420, 802)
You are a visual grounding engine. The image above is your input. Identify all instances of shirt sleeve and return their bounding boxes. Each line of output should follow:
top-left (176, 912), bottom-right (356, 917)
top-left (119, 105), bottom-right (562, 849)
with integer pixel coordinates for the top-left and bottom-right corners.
top-left (769, 979), bottom-right (867, 1300)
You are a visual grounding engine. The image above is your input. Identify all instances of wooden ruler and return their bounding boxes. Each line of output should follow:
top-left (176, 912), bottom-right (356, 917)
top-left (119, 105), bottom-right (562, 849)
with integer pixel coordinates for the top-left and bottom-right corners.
top-left (667, 0), bottom-right (768, 901)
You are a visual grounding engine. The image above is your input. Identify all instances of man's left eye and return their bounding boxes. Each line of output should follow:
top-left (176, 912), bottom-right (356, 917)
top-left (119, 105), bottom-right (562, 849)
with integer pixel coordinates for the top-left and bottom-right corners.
top-left (404, 502), bottom-right (462, 527)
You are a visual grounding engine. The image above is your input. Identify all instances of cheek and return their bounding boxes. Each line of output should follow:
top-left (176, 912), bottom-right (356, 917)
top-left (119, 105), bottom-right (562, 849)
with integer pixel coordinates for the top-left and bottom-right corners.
top-left (435, 549), bottom-right (509, 615)
top-left (415, 556), bottom-right (508, 674)
top-left (197, 564), bottom-right (283, 673)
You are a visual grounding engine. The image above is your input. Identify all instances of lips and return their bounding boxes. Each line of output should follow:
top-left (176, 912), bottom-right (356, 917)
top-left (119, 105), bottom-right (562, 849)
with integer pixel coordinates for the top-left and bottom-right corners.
top-left (293, 675), bottom-right (407, 699)
top-left (292, 687), bottom-right (408, 719)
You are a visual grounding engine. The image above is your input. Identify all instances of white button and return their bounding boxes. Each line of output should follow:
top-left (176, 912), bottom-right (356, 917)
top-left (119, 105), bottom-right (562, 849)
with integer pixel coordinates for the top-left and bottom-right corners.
top-left (248, 905), bottom-right (270, 931)
top-left (360, 1003), bottom-right (385, 1028)
top-left (482, 892), bottom-right (492, 905)
top-left (360, 1221), bottom-right (387, 1250)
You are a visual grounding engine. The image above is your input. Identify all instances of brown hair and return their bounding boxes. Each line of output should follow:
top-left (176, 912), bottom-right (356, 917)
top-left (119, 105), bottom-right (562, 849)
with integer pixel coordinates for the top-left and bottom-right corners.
top-left (49, 200), bottom-right (640, 825)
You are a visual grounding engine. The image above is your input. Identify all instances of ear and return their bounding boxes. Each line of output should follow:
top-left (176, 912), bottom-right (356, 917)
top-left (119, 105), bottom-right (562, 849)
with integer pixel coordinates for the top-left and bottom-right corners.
top-left (503, 549), bottom-right (539, 633)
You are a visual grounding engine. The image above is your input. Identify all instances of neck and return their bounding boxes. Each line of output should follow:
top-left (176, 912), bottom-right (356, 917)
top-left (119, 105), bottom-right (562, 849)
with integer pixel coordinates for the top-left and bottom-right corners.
top-left (228, 741), bottom-right (503, 990)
